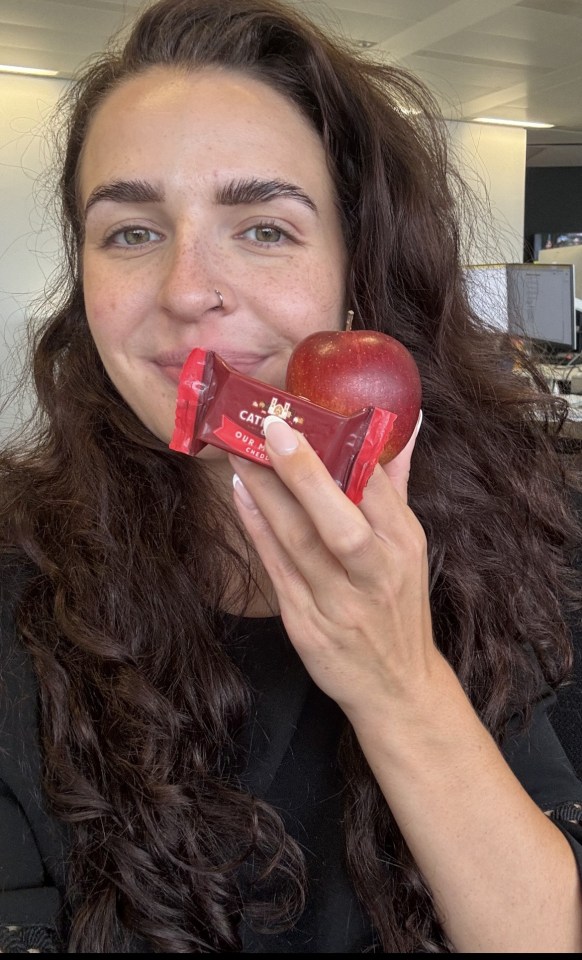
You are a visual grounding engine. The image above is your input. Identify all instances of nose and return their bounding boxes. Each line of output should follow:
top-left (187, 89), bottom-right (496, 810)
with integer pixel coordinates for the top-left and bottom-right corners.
top-left (157, 236), bottom-right (226, 322)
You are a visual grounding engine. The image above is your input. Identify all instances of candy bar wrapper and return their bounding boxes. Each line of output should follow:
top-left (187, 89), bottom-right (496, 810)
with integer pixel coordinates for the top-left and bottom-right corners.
top-left (170, 349), bottom-right (397, 504)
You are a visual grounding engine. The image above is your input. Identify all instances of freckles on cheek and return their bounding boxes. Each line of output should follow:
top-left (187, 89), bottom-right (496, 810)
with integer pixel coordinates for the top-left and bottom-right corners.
top-left (301, 256), bottom-right (345, 307)
top-left (85, 292), bottom-right (122, 339)
top-left (83, 262), bottom-right (128, 332)
top-left (84, 311), bottom-right (116, 387)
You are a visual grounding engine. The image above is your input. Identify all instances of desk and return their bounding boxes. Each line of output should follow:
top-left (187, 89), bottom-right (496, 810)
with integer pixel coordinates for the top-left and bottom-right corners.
top-left (537, 363), bottom-right (582, 396)
top-left (556, 396), bottom-right (582, 448)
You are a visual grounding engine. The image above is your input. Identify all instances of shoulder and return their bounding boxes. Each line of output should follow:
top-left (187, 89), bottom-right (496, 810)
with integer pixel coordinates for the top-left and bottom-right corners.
top-left (0, 553), bottom-right (69, 894)
top-left (0, 554), bottom-right (45, 803)
top-left (0, 553), bottom-right (38, 643)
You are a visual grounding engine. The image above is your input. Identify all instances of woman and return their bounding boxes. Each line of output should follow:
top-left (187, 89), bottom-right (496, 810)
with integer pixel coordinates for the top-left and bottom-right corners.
top-left (1, 0), bottom-right (582, 952)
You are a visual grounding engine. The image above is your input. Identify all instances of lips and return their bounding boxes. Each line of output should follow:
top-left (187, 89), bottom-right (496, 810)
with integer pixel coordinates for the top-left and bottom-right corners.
top-left (219, 353), bottom-right (270, 376)
top-left (153, 348), bottom-right (272, 382)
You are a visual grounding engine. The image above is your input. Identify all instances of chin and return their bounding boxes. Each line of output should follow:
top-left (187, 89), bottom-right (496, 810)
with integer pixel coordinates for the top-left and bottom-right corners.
top-left (134, 410), bottom-right (175, 446)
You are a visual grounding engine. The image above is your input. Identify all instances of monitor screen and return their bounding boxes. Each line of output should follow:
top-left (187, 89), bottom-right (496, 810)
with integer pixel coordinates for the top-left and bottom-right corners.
top-left (537, 244), bottom-right (582, 301)
top-left (464, 262), bottom-right (576, 352)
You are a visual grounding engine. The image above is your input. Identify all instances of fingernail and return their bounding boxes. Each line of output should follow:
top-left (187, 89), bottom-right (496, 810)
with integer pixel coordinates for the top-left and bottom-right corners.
top-left (232, 473), bottom-right (257, 510)
top-left (263, 415), bottom-right (299, 455)
top-left (411, 409), bottom-right (423, 443)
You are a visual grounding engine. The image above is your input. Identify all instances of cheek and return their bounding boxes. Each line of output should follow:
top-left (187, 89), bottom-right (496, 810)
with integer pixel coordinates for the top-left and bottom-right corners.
top-left (299, 264), bottom-right (346, 334)
top-left (84, 292), bottom-right (124, 353)
top-left (302, 248), bottom-right (346, 312)
top-left (83, 263), bottom-right (111, 334)
top-left (258, 259), bottom-right (345, 337)
top-left (83, 263), bottom-right (140, 354)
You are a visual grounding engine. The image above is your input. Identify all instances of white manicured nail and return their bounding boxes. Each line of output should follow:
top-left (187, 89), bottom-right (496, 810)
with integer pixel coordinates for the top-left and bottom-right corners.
top-left (263, 415), bottom-right (299, 455)
top-left (232, 473), bottom-right (257, 509)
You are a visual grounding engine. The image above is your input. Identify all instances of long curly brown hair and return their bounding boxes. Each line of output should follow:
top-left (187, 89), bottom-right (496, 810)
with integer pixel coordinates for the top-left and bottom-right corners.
top-left (1, 0), bottom-right (581, 951)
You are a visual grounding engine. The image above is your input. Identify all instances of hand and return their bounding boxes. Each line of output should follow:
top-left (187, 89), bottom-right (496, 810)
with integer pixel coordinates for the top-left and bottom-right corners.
top-left (382, 410), bottom-right (422, 503)
top-left (230, 411), bottom-right (439, 724)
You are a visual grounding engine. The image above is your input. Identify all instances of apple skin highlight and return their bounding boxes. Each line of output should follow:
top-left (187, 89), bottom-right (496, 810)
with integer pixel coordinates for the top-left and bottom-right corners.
top-left (285, 330), bottom-right (422, 463)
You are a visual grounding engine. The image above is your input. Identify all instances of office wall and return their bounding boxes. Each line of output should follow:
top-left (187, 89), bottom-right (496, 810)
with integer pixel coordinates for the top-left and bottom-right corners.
top-left (0, 74), bottom-right (67, 439)
top-left (0, 77), bottom-right (527, 439)
top-left (446, 120), bottom-right (526, 265)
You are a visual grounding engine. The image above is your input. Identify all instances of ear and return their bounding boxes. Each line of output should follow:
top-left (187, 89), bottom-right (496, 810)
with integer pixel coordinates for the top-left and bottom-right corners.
top-left (381, 410), bottom-right (423, 503)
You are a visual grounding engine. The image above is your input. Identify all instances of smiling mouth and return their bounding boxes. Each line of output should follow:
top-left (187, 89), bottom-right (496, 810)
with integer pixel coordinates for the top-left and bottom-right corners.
top-left (155, 363), bottom-right (184, 384)
top-left (154, 351), bottom-right (274, 384)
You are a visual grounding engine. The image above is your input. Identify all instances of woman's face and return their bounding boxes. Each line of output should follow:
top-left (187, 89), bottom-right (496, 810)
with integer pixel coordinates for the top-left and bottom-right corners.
top-left (80, 66), bottom-right (347, 446)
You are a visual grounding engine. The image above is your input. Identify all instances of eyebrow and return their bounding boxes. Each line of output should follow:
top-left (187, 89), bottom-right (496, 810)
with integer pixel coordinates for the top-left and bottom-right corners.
top-left (216, 177), bottom-right (317, 213)
top-left (83, 175), bottom-right (318, 219)
top-left (216, 177), bottom-right (318, 214)
top-left (84, 179), bottom-right (164, 217)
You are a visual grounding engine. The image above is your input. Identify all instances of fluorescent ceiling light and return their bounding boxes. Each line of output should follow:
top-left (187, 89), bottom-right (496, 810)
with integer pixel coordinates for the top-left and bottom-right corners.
top-left (0, 64), bottom-right (59, 77)
top-left (472, 117), bottom-right (554, 129)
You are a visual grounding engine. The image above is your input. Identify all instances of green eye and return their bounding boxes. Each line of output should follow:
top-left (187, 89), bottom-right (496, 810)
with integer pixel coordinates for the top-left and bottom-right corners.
top-left (251, 225), bottom-right (283, 243)
top-left (122, 228), bottom-right (152, 245)
top-left (104, 226), bottom-right (162, 249)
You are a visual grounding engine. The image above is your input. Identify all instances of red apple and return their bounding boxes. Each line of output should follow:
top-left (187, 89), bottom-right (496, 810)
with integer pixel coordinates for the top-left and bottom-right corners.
top-left (285, 329), bottom-right (422, 464)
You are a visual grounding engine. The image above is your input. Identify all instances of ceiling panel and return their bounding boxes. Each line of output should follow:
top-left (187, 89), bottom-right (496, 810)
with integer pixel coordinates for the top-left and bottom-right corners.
top-left (407, 49), bottom-right (551, 87)
top-left (330, 0), bottom-right (455, 17)
top-left (312, 8), bottom-right (410, 43)
top-left (519, 0), bottom-right (582, 17)
top-left (475, 4), bottom-right (582, 41)
top-left (426, 28), bottom-right (580, 67)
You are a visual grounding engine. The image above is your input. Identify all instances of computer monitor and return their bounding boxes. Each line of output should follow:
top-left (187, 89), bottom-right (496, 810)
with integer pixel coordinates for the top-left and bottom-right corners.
top-left (464, 262), bottom-right (577, 352)
top-left (538, 245), bottom-right (582, 301)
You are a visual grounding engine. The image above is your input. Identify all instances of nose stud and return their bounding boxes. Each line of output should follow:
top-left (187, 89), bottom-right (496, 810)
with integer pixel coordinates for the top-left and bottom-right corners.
top-left (214, 289), bottom-right (224, 309)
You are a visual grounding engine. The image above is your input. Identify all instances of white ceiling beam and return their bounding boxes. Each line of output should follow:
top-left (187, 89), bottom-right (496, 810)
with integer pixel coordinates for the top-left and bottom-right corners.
top-left (375, 0), bottom-right (520, 58)
top-left (460, 58), bottom-right (582, 118)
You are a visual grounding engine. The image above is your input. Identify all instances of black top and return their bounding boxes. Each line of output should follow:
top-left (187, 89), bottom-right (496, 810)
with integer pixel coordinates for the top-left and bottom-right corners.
top-left (2, 560), bottom-right (582, 953)
top-left (549, 486), bottom-right (582, 779)
top-left (548, 609), bottom-right (582, 781)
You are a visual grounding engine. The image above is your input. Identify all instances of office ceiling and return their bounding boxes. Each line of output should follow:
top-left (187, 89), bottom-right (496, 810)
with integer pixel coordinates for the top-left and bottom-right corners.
top-left (1, 0), bottom-right (582, 165)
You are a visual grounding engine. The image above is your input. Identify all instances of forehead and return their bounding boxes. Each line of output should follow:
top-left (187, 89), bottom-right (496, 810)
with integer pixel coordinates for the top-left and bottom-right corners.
top-left (79, 66), bottom-right (334, 203)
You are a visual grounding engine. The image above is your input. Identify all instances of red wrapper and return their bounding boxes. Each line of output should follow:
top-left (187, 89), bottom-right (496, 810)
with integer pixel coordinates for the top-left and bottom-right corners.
top-left (169, 349), bottom-right (397, 504)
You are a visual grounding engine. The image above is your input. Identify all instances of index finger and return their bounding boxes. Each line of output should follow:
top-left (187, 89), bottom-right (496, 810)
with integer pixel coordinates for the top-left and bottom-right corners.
top-left (260, 415), bottom-right (404, 585)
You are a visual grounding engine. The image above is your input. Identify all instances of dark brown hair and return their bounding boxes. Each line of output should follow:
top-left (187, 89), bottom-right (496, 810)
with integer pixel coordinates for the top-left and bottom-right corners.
top-left (1, 0), bottom-right (580, 951)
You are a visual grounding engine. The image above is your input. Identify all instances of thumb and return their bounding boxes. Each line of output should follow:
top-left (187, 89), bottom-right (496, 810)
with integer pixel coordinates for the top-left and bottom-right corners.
top-left (382, 410), bottom-right (423, 503)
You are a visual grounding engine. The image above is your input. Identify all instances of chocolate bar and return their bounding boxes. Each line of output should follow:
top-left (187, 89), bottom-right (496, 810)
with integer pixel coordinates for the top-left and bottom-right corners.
top-left (170, 348), bottom-right (396, 504)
